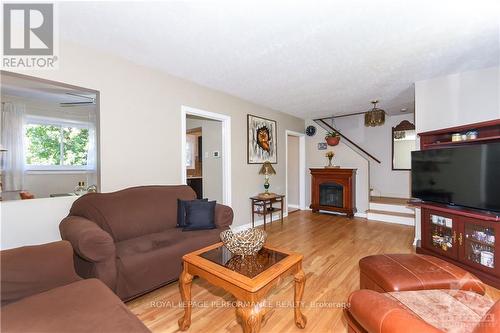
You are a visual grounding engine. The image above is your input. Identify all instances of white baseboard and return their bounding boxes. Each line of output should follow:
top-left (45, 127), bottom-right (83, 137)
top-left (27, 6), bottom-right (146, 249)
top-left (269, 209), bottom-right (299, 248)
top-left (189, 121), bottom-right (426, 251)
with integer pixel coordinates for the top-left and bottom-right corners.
top-left (413, 237), bottom-right (420, 246)
top-left (231, 212), bottom-right (289, 233)
top-left (288, 204), bottom-right (300, 209)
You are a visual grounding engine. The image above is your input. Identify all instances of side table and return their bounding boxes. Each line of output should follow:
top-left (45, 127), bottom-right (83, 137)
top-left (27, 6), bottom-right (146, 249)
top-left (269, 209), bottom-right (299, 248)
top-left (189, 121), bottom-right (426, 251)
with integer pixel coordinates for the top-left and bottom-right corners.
top-left (250, 194), bottom-right (285, 230)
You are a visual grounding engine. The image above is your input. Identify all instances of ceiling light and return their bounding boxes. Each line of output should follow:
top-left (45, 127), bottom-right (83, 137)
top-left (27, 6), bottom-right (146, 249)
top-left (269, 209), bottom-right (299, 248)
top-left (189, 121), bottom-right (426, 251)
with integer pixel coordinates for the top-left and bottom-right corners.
top-left (364, 100), bottom-right (386, 127)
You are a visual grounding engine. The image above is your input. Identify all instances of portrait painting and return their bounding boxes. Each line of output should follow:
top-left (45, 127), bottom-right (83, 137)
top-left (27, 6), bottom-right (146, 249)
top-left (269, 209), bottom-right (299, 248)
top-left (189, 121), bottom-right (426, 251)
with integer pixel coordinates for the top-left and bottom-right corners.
top-left (247, 114), bottom-right (277, 164)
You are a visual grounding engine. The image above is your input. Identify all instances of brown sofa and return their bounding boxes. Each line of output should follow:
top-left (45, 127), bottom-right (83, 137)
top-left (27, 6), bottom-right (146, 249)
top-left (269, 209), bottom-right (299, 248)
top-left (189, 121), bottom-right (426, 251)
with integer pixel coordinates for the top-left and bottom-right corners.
top-left (60, 185), bottom-right (233, 300)
top-left (1, 241), bottom-right (149, 332)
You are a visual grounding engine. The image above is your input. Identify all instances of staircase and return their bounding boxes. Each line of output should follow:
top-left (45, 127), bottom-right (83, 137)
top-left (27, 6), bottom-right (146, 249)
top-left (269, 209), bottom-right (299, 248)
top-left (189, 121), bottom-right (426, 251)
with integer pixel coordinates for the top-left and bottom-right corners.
top-left (367, 197), bottom-right (415, 226)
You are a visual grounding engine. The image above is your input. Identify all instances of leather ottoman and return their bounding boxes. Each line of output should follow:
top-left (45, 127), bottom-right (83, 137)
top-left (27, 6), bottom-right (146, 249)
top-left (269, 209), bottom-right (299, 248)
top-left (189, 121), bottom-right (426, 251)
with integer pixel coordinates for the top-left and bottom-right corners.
top-left (359, 254), bottom-right (485, 294)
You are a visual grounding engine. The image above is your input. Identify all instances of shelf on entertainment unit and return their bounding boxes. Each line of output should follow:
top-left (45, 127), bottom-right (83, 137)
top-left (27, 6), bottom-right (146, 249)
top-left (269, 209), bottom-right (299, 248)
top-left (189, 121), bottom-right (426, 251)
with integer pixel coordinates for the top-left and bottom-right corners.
top-left (421, 135), bottom-right (500, 149)
top-left (419, 119), bottom-right (500, 150)
top-left (409, 201), bottom-right (500, 222)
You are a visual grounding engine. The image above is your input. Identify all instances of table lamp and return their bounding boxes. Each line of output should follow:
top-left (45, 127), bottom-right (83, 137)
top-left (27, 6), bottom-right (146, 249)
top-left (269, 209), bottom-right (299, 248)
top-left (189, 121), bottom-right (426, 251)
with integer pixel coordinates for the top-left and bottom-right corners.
top-left (258, 161), bottom-right (276, 195)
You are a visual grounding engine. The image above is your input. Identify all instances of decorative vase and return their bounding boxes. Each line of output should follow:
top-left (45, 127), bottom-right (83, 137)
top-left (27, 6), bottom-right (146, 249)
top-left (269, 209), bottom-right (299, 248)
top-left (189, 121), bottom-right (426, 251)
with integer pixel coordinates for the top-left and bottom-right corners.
top-left (327, 156), bottom-right (333, 167)
top-left (326, 136), bottom-right (340, 146)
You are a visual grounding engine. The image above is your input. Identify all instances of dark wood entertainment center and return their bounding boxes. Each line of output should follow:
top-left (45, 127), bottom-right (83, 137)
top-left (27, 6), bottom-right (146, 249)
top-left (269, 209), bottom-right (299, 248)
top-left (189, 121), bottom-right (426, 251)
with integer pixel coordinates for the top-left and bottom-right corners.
top-left (415, 119), bottom-right (500, 288)
top-left (310, 168), bottom-right (356, 217)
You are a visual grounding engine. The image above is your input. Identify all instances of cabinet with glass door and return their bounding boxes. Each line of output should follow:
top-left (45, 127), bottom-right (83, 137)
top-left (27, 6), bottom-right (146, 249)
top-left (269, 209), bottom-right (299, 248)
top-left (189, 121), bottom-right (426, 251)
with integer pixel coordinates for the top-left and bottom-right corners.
top-left (422, 209), bottom-right (458, 259)
top-left (460, 217), bottom-right (499, 275)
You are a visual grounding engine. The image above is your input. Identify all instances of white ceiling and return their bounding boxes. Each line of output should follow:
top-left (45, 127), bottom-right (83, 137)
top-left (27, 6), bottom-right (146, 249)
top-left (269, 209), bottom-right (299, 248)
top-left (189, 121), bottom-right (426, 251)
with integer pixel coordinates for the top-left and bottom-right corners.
top-left (59, 1), bottom-right (500, 119)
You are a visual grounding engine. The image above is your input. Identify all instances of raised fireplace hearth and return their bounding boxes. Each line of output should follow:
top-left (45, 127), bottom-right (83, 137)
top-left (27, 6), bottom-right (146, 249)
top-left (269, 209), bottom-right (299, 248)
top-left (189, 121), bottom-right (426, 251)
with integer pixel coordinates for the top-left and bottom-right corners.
top-left (310, 168), bottom-right (356, 217)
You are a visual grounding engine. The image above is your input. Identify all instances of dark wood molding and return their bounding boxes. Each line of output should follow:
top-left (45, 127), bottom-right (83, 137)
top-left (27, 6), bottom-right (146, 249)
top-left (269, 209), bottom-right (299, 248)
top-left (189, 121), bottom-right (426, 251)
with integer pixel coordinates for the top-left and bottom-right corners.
top-left (309, 168), bottom-right (356, 217)
top-left (393, 120), bottom-right (415, 132)
top-left (410, 201), bottom-right (500, 222)
top-left (418, 119), bottom-right (500, 137)
top-left (418, 119), bottom-right (500, 150)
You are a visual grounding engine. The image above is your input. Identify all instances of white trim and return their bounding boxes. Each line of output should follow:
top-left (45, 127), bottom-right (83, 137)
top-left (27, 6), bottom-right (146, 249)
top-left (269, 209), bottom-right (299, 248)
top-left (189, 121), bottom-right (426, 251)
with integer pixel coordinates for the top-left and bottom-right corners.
top-left (285, 130), bottom-right (306, 216)
top-left (180, 106), bottom-right (232, 206)
top-left (231, 211), bottom-right (289, 233)
top-left (26, 115), bottom-right (91, 127)
top-left (288, 204), bottom-right (300, 209)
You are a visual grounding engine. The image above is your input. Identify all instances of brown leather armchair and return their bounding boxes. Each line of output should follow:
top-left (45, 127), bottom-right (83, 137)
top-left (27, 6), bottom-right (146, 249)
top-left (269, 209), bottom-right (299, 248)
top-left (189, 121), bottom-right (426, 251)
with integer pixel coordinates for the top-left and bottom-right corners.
top-left (60, 185), bottom-right (233, 301)
top-left (345, 289), bottom-right (499, 333)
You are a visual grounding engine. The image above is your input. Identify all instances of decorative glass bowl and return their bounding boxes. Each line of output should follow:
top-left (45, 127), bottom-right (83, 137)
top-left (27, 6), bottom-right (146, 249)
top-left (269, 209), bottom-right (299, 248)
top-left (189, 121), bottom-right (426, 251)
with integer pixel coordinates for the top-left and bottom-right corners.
top-left (220, 228), bottom-right (267, 256)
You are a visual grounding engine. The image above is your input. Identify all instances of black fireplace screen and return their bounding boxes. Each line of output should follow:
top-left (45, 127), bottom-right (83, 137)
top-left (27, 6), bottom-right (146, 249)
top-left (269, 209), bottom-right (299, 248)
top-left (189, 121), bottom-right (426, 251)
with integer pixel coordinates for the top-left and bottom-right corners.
top-left (319, 182), bottom-right (344, 208)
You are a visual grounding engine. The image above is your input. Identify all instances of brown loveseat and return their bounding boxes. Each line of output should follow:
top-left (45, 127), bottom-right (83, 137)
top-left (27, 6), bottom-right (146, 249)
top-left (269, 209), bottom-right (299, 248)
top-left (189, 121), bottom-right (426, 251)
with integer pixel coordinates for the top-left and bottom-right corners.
top-left (60, 185), bottom-right (233, 300)
top-left (1, 241), bottom-right (149, 332)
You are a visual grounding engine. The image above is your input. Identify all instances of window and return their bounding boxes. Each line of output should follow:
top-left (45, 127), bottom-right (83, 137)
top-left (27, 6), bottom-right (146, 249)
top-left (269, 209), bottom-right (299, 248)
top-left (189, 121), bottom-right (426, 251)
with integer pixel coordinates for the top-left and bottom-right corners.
top-left (24, 117), bottom-right (94, 171)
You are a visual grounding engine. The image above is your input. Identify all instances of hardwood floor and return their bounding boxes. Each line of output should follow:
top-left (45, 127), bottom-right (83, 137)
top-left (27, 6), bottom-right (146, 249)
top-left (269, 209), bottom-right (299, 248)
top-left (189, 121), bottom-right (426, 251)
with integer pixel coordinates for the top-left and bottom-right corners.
top-left (127, 210), bottom-right (500, 333)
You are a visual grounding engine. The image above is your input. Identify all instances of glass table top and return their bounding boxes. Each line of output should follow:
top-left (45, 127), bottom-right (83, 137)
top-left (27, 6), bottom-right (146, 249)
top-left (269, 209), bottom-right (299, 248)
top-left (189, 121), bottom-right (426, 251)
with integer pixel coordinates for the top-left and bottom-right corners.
top-left (200, 245), bottom-right (288, 278)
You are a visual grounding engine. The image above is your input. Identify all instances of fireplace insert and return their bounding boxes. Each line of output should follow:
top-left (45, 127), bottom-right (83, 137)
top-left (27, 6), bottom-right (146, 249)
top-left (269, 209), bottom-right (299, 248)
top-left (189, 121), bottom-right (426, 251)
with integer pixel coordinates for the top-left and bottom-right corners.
top-left (319, 182), bottom-right (344, 208)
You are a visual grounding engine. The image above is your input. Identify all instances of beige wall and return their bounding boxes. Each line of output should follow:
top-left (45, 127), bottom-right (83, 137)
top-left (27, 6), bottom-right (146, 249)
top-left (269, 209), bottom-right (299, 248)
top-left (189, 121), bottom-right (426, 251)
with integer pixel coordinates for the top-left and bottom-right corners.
top-left (305, 119), bottom-right (370, 215)
top-left (287, 135), bottom-right (300, 207)
top-left (329, 113), bottom-right (415, 198)
top-left (415, 66), bottom-right (500, 133)
top-left (1, 40), bottom-right (304, 249)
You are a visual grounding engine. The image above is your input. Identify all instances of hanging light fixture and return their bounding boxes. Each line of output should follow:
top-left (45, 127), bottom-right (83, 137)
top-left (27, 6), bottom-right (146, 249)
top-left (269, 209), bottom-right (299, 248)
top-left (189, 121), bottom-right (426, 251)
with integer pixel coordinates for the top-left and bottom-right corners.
top-left (364, 100), bottom-right (386, 127)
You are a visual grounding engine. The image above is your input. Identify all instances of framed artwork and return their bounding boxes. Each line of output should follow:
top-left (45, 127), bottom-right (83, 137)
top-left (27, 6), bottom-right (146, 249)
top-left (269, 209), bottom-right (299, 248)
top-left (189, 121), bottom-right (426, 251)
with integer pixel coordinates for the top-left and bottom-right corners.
top-left (247, 114), bottom-right (277, 164)
top-left (317, 142), bottom-right (327, 150)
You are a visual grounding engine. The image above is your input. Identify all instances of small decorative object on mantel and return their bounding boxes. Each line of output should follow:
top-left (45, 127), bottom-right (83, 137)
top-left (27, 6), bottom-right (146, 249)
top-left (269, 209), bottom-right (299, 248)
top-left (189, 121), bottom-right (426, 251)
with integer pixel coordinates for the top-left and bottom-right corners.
top-left (220, 228), bottom-right (267, 256)
top-left (325, 151), bottom-right (339, 168)
top-left (325, 130), bottom-right (340, 146)
top-left (258, 161), bottom-right (276, 195)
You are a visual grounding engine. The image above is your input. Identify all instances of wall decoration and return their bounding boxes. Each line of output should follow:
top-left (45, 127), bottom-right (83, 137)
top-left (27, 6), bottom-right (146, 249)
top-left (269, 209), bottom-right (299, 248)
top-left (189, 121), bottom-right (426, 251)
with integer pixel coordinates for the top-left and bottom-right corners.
top-left (306, 125), bottom-right (316, 136)
top-left (247, 114), bottom-right (277, 164)
top-left (317, 142), bottom-right (327, 150)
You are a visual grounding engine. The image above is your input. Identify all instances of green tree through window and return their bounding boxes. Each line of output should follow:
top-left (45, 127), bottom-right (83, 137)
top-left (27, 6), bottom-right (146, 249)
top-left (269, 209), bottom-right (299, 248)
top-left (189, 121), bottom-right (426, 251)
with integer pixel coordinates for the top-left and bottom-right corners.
top-left (25, 123), bottom-right (89, 167)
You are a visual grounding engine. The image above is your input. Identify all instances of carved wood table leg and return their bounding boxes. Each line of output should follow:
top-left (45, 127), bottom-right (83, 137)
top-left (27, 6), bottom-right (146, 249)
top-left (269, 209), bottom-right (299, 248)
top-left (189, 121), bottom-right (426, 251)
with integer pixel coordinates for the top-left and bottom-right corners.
top-left (294, 269), bottom-right (307, 329)
top-left (236, 301), bottom-right (264, 333)
top-left (178, 267), bottom-right (194, 331)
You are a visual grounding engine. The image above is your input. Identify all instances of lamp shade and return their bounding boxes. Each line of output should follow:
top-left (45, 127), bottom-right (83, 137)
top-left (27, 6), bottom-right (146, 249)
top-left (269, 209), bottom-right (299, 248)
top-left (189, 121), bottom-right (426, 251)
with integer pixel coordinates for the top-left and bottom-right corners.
top-left (0, 144), bottom-right (6, 152)
top-left (258, 161), bottom-right (276, 175)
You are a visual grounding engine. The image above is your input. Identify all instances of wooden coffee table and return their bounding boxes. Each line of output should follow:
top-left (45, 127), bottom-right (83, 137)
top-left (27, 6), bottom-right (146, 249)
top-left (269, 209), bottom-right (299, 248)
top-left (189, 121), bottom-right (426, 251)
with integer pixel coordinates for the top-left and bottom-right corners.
top-left (178, 242), bottom-right (306, 333)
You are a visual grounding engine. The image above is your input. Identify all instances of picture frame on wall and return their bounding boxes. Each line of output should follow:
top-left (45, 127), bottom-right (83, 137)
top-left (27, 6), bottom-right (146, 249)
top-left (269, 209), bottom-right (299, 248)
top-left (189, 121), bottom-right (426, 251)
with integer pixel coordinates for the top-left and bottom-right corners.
top-left (317, 142), bottom-right (327, 150)
top-left (247, 114), bottom-right (277, 164)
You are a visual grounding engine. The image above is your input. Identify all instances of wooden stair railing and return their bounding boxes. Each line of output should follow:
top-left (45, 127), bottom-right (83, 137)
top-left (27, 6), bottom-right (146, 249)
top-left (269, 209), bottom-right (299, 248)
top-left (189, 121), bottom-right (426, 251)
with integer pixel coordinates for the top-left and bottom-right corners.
top-left (315, 118), bottom-right (381, 164)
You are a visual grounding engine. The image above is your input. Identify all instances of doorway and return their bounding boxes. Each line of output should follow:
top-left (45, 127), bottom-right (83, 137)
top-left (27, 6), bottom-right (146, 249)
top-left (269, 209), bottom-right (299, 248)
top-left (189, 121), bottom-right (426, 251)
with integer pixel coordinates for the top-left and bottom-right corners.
top-left (286, 130), bottom-right (306, 214)
top-left (180, 106), bottom-right (231, 205)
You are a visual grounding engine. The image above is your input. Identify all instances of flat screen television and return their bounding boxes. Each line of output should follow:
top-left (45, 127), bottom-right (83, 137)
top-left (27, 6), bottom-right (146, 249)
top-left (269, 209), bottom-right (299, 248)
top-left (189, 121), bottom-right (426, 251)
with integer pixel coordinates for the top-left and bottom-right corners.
top-left (411, 142), bottom-right (500, 213)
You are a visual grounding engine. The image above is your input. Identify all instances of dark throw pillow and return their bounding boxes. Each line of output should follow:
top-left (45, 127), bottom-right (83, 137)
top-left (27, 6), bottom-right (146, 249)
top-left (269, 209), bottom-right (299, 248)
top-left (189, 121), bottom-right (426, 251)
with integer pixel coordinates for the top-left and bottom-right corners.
top-left (177, 198), bottom-right (208, 228)
top-left (183, 200), bottom-right (216, 231)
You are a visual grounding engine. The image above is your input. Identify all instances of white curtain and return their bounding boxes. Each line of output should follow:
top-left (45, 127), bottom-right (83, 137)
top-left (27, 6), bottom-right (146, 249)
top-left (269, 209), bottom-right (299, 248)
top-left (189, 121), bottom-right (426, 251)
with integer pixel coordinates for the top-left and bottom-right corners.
top-left (1, 102), bottom-right (26, 191)
top-left (86, 110), bottom-right (97, 171)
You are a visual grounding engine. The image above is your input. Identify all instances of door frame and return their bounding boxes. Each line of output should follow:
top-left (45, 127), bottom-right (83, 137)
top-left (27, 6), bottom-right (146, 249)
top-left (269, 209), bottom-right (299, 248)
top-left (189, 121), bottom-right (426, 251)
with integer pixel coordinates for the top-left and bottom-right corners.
top-left (180, 105), bottom-right (231, 206)
top-left (285, 130), bottom-right (306, 213)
